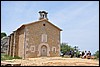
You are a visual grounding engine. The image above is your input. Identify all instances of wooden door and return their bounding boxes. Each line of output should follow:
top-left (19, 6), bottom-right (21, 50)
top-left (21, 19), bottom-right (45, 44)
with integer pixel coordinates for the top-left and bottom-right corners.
top-left (41, 45), bottom-right (47, 56)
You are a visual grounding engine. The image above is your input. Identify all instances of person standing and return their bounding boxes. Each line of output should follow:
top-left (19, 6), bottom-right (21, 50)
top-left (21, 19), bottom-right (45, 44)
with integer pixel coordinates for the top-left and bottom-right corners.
top-left (82, 51), bottom-right (84, 56)
top-left (79, 51), bottom-right (82, 58)
top-left (87, 51), bottom-right (91, 59)
top-left (83, 50), bottom-right (87, 58)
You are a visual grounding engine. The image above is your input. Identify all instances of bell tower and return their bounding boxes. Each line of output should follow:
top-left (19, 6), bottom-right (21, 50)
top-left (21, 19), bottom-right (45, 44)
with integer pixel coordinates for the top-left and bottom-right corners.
top-left (39, 11), bottom-right (48, 20)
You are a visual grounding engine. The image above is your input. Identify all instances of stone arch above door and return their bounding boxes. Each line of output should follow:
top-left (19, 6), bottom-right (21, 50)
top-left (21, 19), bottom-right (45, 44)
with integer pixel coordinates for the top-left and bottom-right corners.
top-left (37, 43), bottom-right (50, 56)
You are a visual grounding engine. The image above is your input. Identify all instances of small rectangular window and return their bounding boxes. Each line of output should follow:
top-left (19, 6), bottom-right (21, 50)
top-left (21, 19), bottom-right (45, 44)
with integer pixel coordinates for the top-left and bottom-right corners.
top-left (52, 47), bottom-right (56, 53)
top-left (31, 46), bottom-right (35, 52)
top-left (53, 48), bottom-right (56, 52)
top-left (42, 34), bottom-right (47, 42)
top-left (32, 47), bottom-right (34, 51)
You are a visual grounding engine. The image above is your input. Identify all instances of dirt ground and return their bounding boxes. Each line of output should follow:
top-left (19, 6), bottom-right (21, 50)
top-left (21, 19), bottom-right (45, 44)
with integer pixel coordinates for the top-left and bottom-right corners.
top-left (4, 57), bottom-right (99, 66)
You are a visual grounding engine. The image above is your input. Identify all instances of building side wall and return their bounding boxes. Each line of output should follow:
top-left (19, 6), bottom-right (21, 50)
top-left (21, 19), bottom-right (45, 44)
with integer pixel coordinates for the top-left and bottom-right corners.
top-left (9, 34), bottom-right (14, 56)
top-left (7, 36), bottom-right (10, 56)
top-left (14, 31), bottom-right (19, 56)
top-left (17, 28), bottom-right (25, 58)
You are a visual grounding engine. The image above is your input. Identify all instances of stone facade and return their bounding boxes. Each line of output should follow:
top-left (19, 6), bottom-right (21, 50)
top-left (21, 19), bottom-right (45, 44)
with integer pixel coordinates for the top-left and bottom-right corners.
top-left (7, 11), bottom-right (62, 59)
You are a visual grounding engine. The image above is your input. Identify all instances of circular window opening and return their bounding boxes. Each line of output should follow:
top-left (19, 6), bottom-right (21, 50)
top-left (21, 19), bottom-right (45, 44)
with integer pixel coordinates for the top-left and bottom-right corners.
top-left (43, 24), bottom-right (45, 26)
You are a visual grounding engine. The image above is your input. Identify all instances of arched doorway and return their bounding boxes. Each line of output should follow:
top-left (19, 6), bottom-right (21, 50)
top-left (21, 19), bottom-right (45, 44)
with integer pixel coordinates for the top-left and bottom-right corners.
top-left (41, 45), bottom-right (47, 56)
top-left (37, 43), bottom-right (50, 56)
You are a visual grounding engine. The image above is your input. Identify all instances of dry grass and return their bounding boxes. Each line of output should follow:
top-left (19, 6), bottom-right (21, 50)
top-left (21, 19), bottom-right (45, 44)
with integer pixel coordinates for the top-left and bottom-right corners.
top-left (3, 57), bottom-right (99, 66)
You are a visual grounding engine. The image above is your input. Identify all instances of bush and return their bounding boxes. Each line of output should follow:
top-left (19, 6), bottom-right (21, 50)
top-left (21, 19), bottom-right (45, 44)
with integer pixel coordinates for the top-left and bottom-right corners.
top-left (93, 50), bottom-right (99, 59)
top-left (1, 54), bottom-right (13, 60)
top-left (13, 56), bottom-right (22, 59)
top-left (1, 53), bottom-right (22, 60)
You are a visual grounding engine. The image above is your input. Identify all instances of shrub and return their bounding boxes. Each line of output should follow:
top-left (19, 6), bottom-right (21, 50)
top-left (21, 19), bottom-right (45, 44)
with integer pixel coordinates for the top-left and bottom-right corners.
top-left (1, 53), bottom-right (22, 60)
top-left (1, 54), bottom-right (13, 60)
top-left (13, 56), bottom-right (22, 59)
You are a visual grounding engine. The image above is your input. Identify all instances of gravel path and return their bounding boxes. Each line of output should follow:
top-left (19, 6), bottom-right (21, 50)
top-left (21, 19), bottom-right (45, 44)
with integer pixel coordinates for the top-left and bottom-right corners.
top-left (3, 57), bottom-right (99, 66)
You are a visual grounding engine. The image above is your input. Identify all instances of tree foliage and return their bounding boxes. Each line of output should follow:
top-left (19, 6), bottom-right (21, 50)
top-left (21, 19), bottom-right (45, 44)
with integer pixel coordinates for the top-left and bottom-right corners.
top-left (93, 50), bottom-right (99, 58)
top-left (60, 43), bottom-right (80, 57)
top-left (60, 43), bottom-right (74, 54)
top-left (1, 32), bottom-right (7, 39)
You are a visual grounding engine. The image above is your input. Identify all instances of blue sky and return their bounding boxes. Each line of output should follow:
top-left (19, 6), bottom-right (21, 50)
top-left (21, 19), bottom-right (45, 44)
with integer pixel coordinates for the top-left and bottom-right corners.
top-left (1, 1), bottom-right (99, 54)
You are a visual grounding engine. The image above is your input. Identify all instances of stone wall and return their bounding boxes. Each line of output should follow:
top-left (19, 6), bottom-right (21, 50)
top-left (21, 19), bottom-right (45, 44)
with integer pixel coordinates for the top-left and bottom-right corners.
top-left (24, 19), bottom-right (61, 58)
top-left (17, 28), bottom-right (25, 58)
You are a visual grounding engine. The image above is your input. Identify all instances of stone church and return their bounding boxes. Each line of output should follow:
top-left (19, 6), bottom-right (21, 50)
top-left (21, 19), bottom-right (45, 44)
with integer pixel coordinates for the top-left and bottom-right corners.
top-left (7, 11), bottom-right (62, 59)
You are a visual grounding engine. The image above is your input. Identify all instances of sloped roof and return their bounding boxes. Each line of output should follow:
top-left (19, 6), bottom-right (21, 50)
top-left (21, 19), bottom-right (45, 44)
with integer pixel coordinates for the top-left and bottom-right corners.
top-left (16, 19), bottom-right (62, 31)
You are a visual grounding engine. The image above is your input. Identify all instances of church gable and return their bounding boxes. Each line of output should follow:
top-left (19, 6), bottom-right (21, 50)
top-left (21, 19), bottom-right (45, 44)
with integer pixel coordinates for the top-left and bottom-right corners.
top-left (16, 10), bottom-right (62, 32)
top-left (23, 19), bottom-right (62, 32)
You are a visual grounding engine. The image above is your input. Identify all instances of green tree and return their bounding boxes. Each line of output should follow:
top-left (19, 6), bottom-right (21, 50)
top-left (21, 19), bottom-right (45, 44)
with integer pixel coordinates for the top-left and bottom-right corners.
top-left (1, 32), bottom-right (7, 39)
top-left (60, 43), bottom-right (74, 54)
top-left (93, 50), bottom-right (99, 58)
top-left (60, 43), bottom-right (81, 57)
